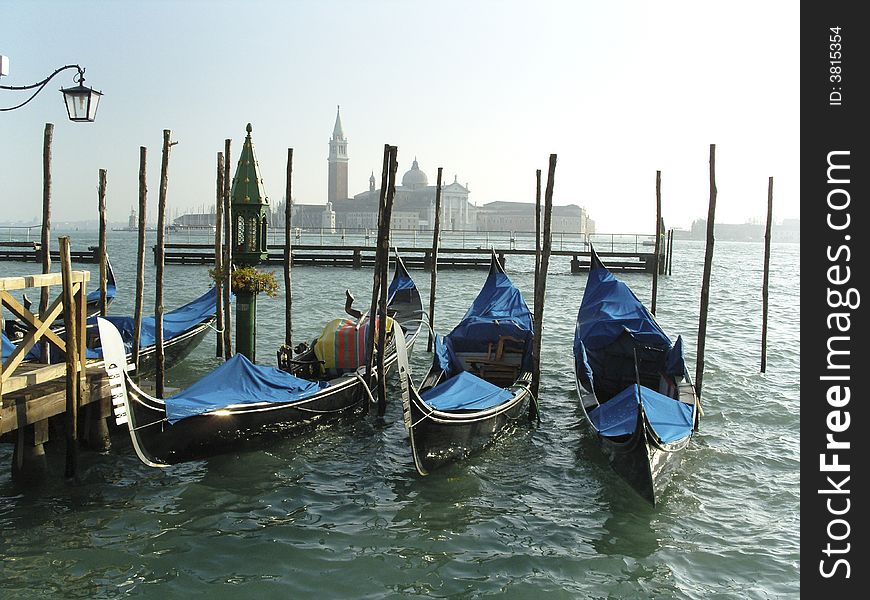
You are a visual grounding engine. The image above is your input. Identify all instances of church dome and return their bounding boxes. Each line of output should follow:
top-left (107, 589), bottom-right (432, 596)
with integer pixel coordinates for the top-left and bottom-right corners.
top-left (401, 159), bottom-right (428, 189)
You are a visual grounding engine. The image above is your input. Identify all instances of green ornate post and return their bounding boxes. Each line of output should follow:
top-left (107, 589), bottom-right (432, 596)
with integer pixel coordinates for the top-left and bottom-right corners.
top-left (231, 123), bottom-right (269, 362)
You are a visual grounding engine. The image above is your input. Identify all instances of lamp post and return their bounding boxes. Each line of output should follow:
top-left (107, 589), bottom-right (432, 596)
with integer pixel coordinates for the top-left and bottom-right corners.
top-left (230, 123), bottom-right (269, 361)
top-left (0, 63), bottom-right (103, 121)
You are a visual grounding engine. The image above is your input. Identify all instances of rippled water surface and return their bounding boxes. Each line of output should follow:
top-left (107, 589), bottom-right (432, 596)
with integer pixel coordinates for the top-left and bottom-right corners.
top-left (0, 232), bottom-right (799, 598)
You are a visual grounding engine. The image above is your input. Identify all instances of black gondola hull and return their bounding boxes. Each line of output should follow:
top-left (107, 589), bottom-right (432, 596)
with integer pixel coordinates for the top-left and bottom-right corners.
top-left (407, 377), bottom-right (532, 476)
top-left (125, 374), bottom-right (366, 463)
top-left (584, 390), bottom-right (692, 506)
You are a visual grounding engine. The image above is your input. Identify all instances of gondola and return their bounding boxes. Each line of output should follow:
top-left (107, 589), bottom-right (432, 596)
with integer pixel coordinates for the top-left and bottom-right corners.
top-left (403, 252), bottom-right (535, 476)
top-left (99, 255), bottom-right (423, 466)
top-left (573, 248), bottom-right (699, 506)
top-left (87, 286), bottom-right (219, 376)
top-left (84, 255), bottom-right (118, 316)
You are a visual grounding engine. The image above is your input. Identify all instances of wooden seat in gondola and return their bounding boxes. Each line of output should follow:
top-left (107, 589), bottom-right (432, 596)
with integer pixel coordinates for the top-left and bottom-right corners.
top-left (459, 335), bottom-right (525, 387)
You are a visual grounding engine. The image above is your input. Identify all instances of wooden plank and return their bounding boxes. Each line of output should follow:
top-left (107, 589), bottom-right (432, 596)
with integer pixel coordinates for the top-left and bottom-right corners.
top-left (2, 363), bottom-right (68, 395)
top-left (0, 270), bottom-right (88, 291)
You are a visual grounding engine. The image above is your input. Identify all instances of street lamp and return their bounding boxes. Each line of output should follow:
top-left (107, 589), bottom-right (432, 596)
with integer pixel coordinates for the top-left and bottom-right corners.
top-left (0, 63), bottom-right (103, 122)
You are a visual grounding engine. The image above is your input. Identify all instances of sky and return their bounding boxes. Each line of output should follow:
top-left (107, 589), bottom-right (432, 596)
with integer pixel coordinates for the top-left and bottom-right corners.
top-left (0, 0), bottom-right (799, 232)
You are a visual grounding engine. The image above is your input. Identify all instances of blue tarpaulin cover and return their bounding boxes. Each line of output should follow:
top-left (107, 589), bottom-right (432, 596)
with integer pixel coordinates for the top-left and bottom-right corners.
top-left (387, 257), bottom-right (415, 303)
top-left (86, 280), bottom-right (116, 304)
top-left (435, 258), bottom-right (533, 377)
top-left (165, 353), bottom-right (329, 424)
top-left (87, 287), bottom-right (218, 358)
top-left (421, 370), bottom-right (514, 411)
top-left (574, 250), bottom-right (686, 391)
top-left (1, 332), bottom-right (16, 360)
top-left (575, 253), bottom-right (670, 352)
top-left (588, 384), bottom-right (694, 443)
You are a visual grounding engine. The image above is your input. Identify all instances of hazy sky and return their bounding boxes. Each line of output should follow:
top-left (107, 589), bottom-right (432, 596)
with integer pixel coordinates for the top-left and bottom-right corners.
top-left (1, 0), bottom-right (799, 232)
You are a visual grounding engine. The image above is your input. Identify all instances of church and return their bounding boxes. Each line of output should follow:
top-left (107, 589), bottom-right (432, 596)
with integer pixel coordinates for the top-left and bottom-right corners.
top-left (325, 107), bottom-right (475, 231)
top-left (289, 107), bottom-right (592, 235)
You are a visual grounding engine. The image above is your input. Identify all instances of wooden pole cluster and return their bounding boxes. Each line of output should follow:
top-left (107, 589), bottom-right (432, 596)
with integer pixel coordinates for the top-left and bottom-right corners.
top-left (426, 167), bottom-right (443, 352)
top-left (284, 148), bottom-right (294, 349)
top-left (695, 143), bottom-right (717, 400)
top-left (222, 138), bottom-right (233, 358)
top-left (376, 147), bottom-right (399, 416)
top-left (365, 145), bottom-right (391, 396)
top-left (155, 130), bottom-right (172, 397)
top-left (365, 144), bottom-right (397, 417)
top-left (651, 170), bottom-right (662, 315)
top-left (132, 147), bottom-right (147, 375)
top-left (40, 123), bottom-right (52, 363)
top-left (98, 168), bottom-right (108, 317)
top-left (761, 176), bottom-right (773, 373)
top-left (531, 154), bottom-right (557, 420)
top-left (214, 152), bottom-right (224, 357)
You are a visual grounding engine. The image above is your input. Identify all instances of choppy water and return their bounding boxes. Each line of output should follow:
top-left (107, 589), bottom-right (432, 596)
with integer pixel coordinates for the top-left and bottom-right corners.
top-left (0, 231), bottom-right (799, 598)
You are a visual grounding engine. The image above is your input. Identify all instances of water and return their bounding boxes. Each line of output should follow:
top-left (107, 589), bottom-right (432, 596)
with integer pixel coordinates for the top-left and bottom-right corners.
top-left (0, 232), bottom-right (799, 598)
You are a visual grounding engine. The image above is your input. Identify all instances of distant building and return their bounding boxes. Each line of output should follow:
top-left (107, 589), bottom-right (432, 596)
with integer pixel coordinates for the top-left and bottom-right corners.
top-left (684, 218), bottom-right (800, 242)
top-left (475, 201), bottom-right (594, 234)
top-left (334, 160), bottom-right (474, 231)
top-left (172, 212), bottom-right (215, 230)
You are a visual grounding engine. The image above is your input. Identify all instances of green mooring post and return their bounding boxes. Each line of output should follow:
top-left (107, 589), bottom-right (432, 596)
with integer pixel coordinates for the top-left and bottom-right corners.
top-left (230, 123), bottom-right (270, 362)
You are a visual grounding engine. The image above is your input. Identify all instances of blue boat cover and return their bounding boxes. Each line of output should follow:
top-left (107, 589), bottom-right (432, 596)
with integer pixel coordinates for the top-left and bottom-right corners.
top-left (435, 259), bottom-right (533, 377)
top-left (1, 332), bottom-right (16, 360)
top-left (387, 257), bottom-right (415, 303)
top-left (420, 370), bottom-right (514, 411)
top-left (588, 384), bottom-right (694, 443)
top-left (574, 251), bottom-right (687, 391)
top-left (87, 287), bottom-right (218, 358)
top-left (86, 280), bottom-right (116, 304)
top-left (165, 353), bottom-right (329, 424)
top-left (575, 255), bottom-right (670, 352)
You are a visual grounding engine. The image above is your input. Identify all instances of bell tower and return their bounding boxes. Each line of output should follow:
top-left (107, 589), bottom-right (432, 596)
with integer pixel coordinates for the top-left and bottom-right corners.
top-left (328, 105), bottom-right (348, 204)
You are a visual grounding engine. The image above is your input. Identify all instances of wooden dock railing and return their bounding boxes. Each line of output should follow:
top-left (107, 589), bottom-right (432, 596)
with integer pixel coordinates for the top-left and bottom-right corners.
top-left (1, 265), bottom-right (90, 480)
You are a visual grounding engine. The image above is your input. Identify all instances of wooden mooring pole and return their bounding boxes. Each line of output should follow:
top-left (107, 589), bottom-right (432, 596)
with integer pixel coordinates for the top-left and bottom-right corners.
top-left (365, 144), bottom-right (392, 399)
top-left (132, 147), bottom-right (147, 375)
top-left (534, 169), bottom-right (542, 294)
top-left (426, 167), bottom-right (443, 352)
top-left (222, 138), bottom-right (233, 358)
top-left (155, 130), bottom-right (173, 397)
top-left (651, 170), bottom-right (662, 315)
top-left (40, 123), bottom-right (52, 363)
top-left (695, 143), bottom-right (717, 401)
top-left (761, 176), bottom-right (773, 373)
top-left (214, 152), bottom-right (224, 357)
top-left (98, 169), bottom-right (108, 316)
top-left (59, 236), bottom-right (80, 478)
top-left (531, 155), bottom-right (557, 421)
top-left (284, 148), bottom-right (294, 349)
top-left (376, 146), bottom-right (398, 417)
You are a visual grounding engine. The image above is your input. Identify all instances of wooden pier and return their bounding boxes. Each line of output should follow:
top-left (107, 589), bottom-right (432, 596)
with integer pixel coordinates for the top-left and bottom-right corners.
top-left (0, 241), bottom-right (101, 263)
top-left (148, 243), bottom-right (667, 273)
top-left (0, 269), bottom-right (114, 482)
